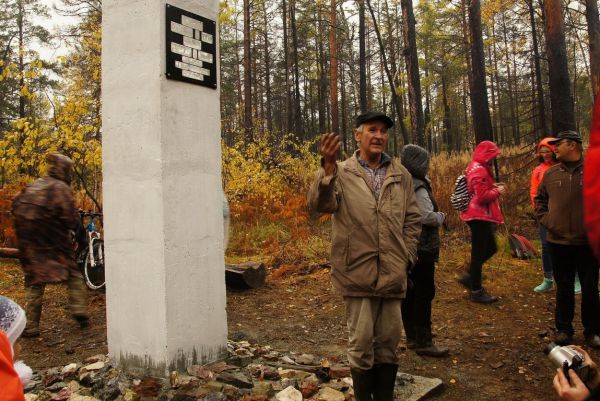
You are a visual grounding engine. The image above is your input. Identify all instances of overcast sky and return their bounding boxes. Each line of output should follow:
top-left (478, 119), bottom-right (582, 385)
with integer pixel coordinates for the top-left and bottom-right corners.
top-left (33, 0), bottom-right (78, 60)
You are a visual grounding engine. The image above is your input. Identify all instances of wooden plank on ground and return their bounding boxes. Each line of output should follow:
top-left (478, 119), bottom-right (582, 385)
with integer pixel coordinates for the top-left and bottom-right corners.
top-left (225, 262), bottom-right (266, 289)
top-left (0, 247), bottom-right (19, 258)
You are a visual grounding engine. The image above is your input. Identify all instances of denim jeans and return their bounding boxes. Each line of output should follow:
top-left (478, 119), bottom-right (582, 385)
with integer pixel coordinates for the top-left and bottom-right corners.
top-left (539, 225), bottom-right (553, 279)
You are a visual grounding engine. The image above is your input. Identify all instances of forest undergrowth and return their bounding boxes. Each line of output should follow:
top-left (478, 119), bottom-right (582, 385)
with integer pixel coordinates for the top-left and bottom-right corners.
top-left (0, 139), bottom-right (539, 268)
top-left (222, 139), bottom-right (539, 275)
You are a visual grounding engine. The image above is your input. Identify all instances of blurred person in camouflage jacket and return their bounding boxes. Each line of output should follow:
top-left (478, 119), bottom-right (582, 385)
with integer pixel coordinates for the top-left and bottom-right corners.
top-left (11, 153), bottom-right (89, 337)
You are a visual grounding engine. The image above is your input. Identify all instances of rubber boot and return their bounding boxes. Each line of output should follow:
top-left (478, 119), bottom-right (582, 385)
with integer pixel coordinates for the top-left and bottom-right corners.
top-left (574, 275), bottom-right (582, 295)
top-left (68, 274), bottom-right (89, 328)
top-left (534, 278), bottom-right (554, 293)
top-left (470, 287), bottom-right (498, 304)
top-left (350, 368), bottom-right (374, 401)
top-left (403, 320), bottom-right (418, 349)
top-left (372, 364), bottom-right (398, 401)
top-left (22, 284), bottom-right (44, 337)
top-left (414, 325), bottom-right (449, 357)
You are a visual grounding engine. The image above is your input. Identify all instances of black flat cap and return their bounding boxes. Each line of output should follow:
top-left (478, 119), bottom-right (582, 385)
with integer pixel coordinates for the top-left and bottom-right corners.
top-left (548, 130), bottom-right (582, 144)
top-left (355, 111), bottom-right (394, 128)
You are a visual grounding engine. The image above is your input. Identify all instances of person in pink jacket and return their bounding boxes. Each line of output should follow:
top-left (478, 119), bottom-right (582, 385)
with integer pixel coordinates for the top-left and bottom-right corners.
top-left (458, 141), bottom-right (506, 304)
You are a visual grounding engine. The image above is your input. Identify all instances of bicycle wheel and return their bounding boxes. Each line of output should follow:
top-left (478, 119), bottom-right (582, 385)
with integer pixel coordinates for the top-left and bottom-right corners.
top-left (84, 239), bottom-right (105, 290)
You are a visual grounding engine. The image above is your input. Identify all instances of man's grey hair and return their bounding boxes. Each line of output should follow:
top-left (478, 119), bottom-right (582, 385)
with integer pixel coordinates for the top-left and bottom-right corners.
top-left (356, 124), bottom-right (364, 133)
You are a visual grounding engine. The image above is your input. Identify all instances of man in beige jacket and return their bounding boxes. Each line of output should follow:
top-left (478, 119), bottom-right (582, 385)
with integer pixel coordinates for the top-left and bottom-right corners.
top-left (308, 112), bottom-right (421, 401)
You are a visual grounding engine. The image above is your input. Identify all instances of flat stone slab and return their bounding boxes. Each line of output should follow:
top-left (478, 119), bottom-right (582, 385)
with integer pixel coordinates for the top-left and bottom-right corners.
top-left (394, 372), bottom-right (443, 401)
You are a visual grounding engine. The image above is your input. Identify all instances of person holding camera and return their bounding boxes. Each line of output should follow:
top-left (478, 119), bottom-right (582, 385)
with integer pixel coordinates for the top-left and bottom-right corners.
top-left (553, 346), bottom-right (600, 401)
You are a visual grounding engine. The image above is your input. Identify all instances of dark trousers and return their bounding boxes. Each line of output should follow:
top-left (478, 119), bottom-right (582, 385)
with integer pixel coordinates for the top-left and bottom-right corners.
top-left (467, 220), bottom-right (497, 291)
top-left (549, 242), bottom-right (600, 337)
top-left (539, 225), bottom-right (553, 279)
top-left (402, 259), bottom-right (435, 328)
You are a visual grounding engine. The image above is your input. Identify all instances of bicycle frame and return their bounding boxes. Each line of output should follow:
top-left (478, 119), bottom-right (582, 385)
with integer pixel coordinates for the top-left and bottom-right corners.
top-left (87, 232), bottom-right (101, 267)
top-left (85, 216), bottom-right (102, 268)
top-left (75, 210), bottom-right (105, 290)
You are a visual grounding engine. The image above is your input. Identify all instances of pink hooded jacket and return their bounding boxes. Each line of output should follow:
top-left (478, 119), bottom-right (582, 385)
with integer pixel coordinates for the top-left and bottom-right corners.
top-left (585, 97), bottom-right (600, 260)
top-left (459, 141), bottom-right (504, 224)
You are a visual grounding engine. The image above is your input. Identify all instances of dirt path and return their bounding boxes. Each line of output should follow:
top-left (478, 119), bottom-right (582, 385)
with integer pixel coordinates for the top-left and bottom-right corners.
top-left (1, 242), bottom-right (598, 401)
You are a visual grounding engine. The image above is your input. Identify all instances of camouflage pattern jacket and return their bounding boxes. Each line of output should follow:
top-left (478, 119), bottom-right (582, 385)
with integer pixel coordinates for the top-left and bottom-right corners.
top-left (11, 153), bottom-right (79, 285)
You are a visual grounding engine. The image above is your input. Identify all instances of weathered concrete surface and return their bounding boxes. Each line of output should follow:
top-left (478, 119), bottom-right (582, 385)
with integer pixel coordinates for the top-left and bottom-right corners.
top-left (102, 0), bottom-right (226, 375)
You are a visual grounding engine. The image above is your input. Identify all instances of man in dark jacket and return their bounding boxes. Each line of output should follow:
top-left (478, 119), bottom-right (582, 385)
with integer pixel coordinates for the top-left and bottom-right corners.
top-left (308, 112), bottom-right (421, 401)
top-left (400, 144), bottom-right (449, 358)
top-left (11, 153), bottom-right (89, 337)
top-left (535, 131), bottom-right (600, 349)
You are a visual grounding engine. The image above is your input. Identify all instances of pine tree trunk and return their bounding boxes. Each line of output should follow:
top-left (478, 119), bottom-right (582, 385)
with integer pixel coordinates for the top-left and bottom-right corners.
top-left (528, 0), bottom-right (548, 139)
top-left (543, 0), bottom-right (576, 133)
top-left (340, 63), bottom-right (348, 152)
top-left (491, 20), bottom-right (505, 145)
top-left (442, 75), bottom-right (453, 151)
top-left (501, 13), bottom-right (518, 145)
top-left (358, 0), bottom-right (367, 113)
top-left (461, 0), bottom-right (474, 140)
top-left (585, 0), bottom-right (600, 100)
top-left (401, 0), bottom-right (425, 146)
top-left (290, 0), bottom-right (303, 139)
top-left (330, 0), bottom-right (339, 135)
top-left (283, 0), bottom-right (292, 134)
top-left (467, 0), bottom-right (493, 143)
top-left (262, 1), bottom-right (273, 133)
top-left (233, 26), bottom-right (243, 141)
top-left (486, 24), bottom-right (498, 145)
top-left (243, 0), bottom-right (253, 142)
top-left (18, 0), bottom-right (25, 119)
top-left (317, 8), bottom-right (327, 135)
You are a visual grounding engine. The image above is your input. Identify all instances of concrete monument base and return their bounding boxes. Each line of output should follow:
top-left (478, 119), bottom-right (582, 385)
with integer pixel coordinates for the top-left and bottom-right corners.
top-left (102, 0), bottom-right (226, 376)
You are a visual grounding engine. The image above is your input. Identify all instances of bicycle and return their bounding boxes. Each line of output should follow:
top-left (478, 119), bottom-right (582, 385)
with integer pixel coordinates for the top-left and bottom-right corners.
top-left (75, 209), bottom-right (105, 290)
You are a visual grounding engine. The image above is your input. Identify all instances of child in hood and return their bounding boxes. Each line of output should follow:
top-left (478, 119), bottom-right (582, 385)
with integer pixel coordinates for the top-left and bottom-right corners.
top-left (0, 295), bottom-right (33, 401)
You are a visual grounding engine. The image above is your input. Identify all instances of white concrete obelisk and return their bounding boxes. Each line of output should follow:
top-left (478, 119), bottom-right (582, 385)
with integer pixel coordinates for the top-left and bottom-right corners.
top-left (102, 0), bottom-right (227, 375)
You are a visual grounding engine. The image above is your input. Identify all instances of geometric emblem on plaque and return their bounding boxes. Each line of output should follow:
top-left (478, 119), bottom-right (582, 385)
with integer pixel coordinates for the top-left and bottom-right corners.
top-left (166, 3), bottom-right (217, 89)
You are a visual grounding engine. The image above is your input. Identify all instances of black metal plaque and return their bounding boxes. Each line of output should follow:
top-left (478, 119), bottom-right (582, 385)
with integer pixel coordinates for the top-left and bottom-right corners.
top-left (165, 4), bottom-right (217, 89)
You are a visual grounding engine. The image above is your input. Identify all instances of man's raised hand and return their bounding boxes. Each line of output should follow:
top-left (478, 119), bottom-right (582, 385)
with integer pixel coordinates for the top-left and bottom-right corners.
top-left (320, 133), bottom-right (341, 176)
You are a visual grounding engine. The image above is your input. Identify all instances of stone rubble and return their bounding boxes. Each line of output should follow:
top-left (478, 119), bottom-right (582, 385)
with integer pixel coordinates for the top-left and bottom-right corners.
top-left (23, 340), bottom-right (438, 401)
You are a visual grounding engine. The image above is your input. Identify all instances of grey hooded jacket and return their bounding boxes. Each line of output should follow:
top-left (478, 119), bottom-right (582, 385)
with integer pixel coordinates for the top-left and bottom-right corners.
top-left (401, 145), bottom-right (444, 262)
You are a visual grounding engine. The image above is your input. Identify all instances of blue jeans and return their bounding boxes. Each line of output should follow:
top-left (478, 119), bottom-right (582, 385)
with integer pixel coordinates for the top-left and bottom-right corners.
top-left (539, 225), bottom-right (553, 279)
